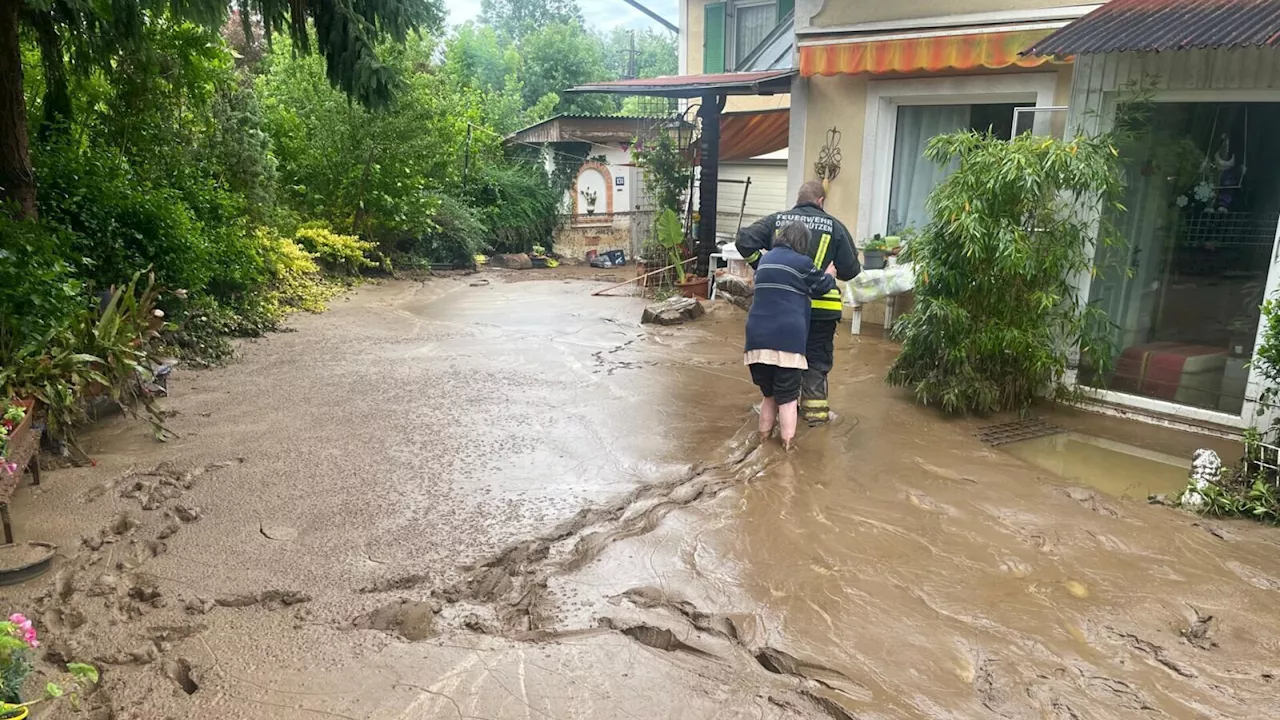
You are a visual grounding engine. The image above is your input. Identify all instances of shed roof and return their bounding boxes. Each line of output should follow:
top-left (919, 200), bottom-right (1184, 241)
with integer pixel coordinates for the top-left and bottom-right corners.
top-left (504, 114), bottom-right (678, 145)
top-left (566, 70), bottom-right (796, 98)
top-left (1024, 0), bottom-right (1280, 56)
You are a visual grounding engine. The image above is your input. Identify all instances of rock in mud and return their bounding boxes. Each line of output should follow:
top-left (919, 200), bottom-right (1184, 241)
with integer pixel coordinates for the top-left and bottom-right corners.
top-left (715, 274), bottom-right (753, 299)
top-left (162, 657), bottom-right (200, 695)
top-left (184, 596), bottom-right (215, 615)
top-left (156, 520), bottom-right (181, 540)
top-left (714, 276), bottom-right (754, 311)
top-left (172, 504), bottom-right (201, 523)
top-left (1183, 609), bottom-right (1218, 650)
top-left (641, 296), bottom-right (705, 326)
top-left (490, 253), bottom-right (533, 270)
top-left (110, 512), bottom-right (140, 535)
top-left (354, 599), bottom-right (438, 641)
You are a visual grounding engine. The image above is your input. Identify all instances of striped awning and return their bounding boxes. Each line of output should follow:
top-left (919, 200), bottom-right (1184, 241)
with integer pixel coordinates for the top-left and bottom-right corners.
top-left (800, 29), bottom-right (1061, 77)
top-left (720, 109), bottom-right (788, 161)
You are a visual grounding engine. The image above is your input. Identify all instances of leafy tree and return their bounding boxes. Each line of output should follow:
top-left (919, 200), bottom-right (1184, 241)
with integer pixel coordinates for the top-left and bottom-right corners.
top-left (258, 34), bottom-right (477, 242)
top-left (886, 130), bottom-right (1124, 414)
top-left (0, 0), bottom-right (444, 221)
top-left (479, 0), bottom-right (582, 42)
top-left (518, 21), bottom-right (614, 115)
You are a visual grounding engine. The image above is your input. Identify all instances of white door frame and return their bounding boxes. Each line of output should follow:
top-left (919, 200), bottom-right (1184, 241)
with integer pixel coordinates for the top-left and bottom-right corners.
top-left (855, 73), bottom-right (1060, 244)
top-left (1070, 88), bottom-right (1280, 431)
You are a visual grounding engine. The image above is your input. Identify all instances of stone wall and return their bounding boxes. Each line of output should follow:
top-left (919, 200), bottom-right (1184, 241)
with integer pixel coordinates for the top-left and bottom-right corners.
top-left (553, 223), bottom-right (632, 264)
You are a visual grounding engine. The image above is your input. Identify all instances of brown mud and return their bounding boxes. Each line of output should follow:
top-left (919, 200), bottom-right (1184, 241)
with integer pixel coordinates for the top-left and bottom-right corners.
top-left (4, 275), bottom-right (1280, 719)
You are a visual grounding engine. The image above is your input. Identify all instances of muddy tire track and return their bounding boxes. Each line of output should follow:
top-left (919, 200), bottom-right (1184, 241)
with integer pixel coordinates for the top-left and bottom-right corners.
top-left (426, 430), bottom-right (766, 632)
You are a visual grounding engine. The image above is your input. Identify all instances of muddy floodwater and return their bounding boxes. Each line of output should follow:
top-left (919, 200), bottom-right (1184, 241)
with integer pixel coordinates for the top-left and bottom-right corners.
top-left (8, 275), bottom-right (1280, 719)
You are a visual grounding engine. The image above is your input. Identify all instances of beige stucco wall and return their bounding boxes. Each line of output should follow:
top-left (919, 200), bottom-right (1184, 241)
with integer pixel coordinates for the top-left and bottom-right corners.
top-left (800, 73), bottom-right (868, 236)
top-left (797, 65), bottom-right (1074, 242)
top-left (810, 0), bottom-right (1090, 27)
top-left (684, 0), bottom-right (791, 112)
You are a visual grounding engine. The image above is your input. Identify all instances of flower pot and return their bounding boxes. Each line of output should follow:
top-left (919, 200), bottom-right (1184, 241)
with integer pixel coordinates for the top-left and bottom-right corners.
top-left (863, 250), bottom-right (886, 270)
top-left (531, 257), bottom-right (548, 269)
top-left (0, 704), bottom-right (29, 719)
top-left (676, 277), bottom-right (710, 300)
top-left (586, 208), bottom-right (596, 216)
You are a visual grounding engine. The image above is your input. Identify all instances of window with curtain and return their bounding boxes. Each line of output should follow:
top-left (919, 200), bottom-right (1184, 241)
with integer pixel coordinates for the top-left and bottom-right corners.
top-left (734, 2), bottom-right (777, 68)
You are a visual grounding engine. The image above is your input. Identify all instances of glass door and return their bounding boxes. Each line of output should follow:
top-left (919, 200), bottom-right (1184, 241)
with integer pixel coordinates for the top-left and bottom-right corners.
top-left (1083, 101), bottom-right (1280, 417)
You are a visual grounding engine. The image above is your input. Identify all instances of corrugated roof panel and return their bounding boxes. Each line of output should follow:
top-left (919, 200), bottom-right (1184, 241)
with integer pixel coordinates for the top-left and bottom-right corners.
top-left (1025, 0), bottom-right (1280, 56)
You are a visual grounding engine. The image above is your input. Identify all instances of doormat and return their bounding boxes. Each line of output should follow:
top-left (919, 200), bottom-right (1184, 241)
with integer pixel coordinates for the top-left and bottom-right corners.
top-left (975, 418), bottom-right (1065, 446)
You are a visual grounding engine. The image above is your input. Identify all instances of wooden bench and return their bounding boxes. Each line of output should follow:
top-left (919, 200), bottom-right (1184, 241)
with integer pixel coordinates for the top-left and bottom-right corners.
top-left (1, 407), bottom-right (42, 544)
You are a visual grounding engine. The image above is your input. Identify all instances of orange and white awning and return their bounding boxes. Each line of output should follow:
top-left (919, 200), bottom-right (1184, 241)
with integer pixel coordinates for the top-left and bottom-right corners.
top-left (800, 28), bottom-right (1063, 77)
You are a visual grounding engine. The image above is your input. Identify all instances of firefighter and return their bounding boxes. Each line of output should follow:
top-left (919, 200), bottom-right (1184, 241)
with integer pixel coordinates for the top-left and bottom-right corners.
top-left (735, 180), bottom-right (859, 425)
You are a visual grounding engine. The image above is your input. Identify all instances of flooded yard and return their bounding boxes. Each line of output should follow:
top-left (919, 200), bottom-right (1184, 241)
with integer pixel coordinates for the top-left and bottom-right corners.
top-left (6, 275), bottom-right (1280, 719)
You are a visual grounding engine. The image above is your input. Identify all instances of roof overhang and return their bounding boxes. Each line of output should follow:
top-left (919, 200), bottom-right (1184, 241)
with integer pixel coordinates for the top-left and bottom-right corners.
top-left (566, 70), bottom-right (797, 98)
top-left (1024, 0), bottom-right (1280, 57)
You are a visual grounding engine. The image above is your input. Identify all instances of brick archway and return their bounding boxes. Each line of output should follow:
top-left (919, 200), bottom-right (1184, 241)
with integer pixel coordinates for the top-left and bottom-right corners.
top-left (573, 161), bottom-right (613, 217)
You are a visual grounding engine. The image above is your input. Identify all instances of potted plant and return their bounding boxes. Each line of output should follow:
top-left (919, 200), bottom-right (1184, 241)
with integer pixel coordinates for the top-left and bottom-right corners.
top-left (863, 235), bottom-right (889, 270)
top-left (1, 613), bottom-right (98, 719)
top-left (580, 189), bottom-right (598, 216)
top-left (0, 402), bottom-right (30, 477)
top-left (655, 209), bottom-right (708, 299)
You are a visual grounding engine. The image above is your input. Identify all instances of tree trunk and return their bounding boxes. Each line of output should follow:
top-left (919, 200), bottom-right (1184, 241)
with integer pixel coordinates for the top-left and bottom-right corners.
top-left (0, 0), bottom-right (35, 219)
top-left (31, 10), bottom-right (71, 139)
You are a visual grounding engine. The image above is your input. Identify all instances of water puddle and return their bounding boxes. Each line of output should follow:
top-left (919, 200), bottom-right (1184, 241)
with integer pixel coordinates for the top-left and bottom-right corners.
top-left (1003, 432), bottom-right (1190, 499)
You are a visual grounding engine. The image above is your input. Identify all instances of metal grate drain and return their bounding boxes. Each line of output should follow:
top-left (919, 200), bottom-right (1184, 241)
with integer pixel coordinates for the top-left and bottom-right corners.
top-left (975, 418), bottom-right (1065, 446)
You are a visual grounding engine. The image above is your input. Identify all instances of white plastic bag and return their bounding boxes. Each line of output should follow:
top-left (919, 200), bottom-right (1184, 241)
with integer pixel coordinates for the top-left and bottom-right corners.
top-left (843, 263), bottom-right (915, 305)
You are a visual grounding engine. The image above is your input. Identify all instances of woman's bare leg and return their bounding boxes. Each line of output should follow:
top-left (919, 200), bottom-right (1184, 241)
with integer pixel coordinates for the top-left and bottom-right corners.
top-left (778, 400), bottom-right (799, 449)
top-left (759, 396), bottom-right (778, 439)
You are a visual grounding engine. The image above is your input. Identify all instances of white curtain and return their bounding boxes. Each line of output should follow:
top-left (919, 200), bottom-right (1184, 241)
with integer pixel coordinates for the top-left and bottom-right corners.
top-left (886, 105), bottom-right (971, 235)
top-left (735, 4), bottom-right (775, 66)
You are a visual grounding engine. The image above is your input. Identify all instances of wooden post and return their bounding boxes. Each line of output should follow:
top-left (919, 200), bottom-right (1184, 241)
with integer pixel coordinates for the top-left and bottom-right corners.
top-left (696, 93), bottom-right (723, 278)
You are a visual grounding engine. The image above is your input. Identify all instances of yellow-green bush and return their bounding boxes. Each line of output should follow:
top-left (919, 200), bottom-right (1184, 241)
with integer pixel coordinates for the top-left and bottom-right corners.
top-left (293, 225), bottom-right (376, 275)
top-left (257, 229), bottom-right (339, 313)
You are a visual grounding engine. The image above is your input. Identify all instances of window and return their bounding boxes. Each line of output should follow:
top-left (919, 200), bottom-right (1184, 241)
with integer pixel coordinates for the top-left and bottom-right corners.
top-left (704, 1), bottom-right (789, 73)
top-left (734, 2), bottom-right (776, 68)
top-left (1083, 101), bottom-right (1280, 416)
top-left (885, 103), bottom-right (1030, 235)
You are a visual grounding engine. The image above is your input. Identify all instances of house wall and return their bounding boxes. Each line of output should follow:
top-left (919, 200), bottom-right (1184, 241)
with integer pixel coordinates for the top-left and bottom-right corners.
top-left (684, 0), bottom-right (791, 113)
top-left (719, 161), bottom-right (789, 219)
top-left (799, 0), bottom-right (1096, 29)
top-left (555, 145), bottom-right (643, 262)
top-left (564, 146), bottom-right (638, 218)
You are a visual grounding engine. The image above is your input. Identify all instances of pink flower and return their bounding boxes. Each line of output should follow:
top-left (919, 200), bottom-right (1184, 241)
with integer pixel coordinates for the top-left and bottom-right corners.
top-left (8, 613), bottom-right (38, 649)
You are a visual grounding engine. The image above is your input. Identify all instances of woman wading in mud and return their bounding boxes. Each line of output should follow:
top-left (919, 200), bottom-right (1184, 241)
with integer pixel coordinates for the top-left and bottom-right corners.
top-left (744, 221), bottom-right (837, 448)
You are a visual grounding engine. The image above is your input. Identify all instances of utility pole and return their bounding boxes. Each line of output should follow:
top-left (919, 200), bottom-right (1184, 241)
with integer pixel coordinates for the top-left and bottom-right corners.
top-left (462, 124), bottom-right (473, 188)
top-left (628, 30), bottom-right (637, 80)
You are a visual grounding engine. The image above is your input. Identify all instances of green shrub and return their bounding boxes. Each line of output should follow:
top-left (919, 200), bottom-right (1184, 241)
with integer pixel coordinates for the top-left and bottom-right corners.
top-left (396, 193), bottom-right (487, 266)
top-left (0, 217), bottom-right (86, 344)
top-left (887, 131), bottom-right (1124, 414)
top-left (469, 162), bottom-right (560, 254)
top-left (35, 141), bottom-right (217, 295)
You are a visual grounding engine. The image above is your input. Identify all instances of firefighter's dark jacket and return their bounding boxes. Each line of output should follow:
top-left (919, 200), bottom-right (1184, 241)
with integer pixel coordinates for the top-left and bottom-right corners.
top-left (735, 202), bottom-right (860, 320)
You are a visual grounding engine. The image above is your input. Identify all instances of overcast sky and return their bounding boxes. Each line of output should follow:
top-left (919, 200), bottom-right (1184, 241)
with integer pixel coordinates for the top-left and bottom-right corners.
top-left (441, 0), bottom-right (679, 32)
